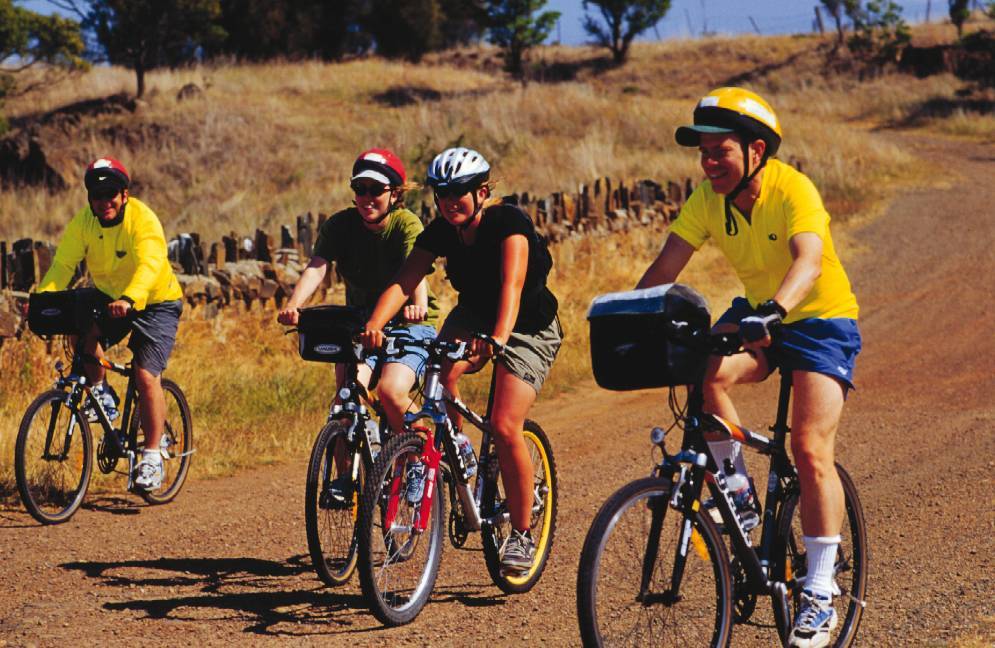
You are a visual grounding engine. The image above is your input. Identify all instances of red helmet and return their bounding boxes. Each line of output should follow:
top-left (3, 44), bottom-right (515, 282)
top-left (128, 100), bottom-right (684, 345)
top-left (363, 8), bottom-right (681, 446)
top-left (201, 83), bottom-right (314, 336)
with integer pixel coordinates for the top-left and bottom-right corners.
top-left (351, 148), bottom-right (406, 186)
top-left (84, 157), bottom-right (130, 192)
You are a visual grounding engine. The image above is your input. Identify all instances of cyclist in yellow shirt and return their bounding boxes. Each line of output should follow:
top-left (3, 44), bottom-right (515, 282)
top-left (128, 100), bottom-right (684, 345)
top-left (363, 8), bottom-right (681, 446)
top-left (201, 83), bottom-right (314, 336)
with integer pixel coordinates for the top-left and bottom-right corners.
top-left (38, 157), bottom-right (183, 492)
top-left (637, 88), bottom-right (861, 648)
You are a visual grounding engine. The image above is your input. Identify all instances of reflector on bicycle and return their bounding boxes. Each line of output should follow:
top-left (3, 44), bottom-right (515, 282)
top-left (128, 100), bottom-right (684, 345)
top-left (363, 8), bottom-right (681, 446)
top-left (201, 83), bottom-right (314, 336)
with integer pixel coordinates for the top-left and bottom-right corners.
top-left (587, 283), bottom-right (711, 390)
top-left (296, 304), bottom-right (365, 363)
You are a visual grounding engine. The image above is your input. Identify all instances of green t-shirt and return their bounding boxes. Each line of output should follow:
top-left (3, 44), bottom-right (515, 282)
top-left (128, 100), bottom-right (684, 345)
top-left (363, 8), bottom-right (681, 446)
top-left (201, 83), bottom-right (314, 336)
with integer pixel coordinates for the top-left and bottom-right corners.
top-left (313, 207), bottom-right (440, 328)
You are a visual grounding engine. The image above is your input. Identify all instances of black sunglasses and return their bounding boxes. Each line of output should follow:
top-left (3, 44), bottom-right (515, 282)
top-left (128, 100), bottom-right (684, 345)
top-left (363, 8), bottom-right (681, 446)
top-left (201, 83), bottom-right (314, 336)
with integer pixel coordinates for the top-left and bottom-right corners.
top-left (351, 181), bottom-right (390, 197)
top-left (88, 187), bottom-right (121, 201)
top-left (432, 185), bottom-right (472, 200)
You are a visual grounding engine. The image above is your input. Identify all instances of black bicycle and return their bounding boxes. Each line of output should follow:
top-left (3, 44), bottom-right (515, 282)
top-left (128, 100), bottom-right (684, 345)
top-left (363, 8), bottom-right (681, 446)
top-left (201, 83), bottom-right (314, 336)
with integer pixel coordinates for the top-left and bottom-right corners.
top-left (16, 290), bottom-right (193, 525)
top-left (576, 286), bottom-right (867, 646)
top-left (297, 306), bottom-right (391, 587)
top-left (356, 333), bottom-right (557, 626)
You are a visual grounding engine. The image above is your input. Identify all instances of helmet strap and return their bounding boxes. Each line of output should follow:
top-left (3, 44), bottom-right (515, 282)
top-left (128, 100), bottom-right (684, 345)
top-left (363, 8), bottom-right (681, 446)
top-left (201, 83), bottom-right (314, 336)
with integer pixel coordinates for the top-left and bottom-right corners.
top-left (724, 139), bottom-right (769, 234)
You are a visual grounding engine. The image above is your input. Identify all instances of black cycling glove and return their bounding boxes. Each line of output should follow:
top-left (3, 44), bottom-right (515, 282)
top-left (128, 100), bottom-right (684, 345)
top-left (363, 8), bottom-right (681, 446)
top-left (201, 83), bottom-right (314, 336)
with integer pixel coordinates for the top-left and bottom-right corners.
top-left (740, 299), bottom-right (786, 343)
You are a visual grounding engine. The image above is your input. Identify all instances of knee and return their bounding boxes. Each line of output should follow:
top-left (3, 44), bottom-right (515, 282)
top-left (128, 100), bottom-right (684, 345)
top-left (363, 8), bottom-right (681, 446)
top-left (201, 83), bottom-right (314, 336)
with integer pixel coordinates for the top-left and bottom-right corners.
top-left (377, 383), bottom-right (410, 411)
top-left (791, 432), bottom-right (835, 479)
top-left (134, 368), bottom-right (160, 393)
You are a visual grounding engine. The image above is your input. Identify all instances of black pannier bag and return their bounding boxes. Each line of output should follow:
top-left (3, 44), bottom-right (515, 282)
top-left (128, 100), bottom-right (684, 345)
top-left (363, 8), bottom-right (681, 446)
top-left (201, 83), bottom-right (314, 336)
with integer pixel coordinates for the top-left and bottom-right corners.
top-left (297, 304), bottom-right (365, 363)
top-left (587, 283), bottom-right (711, 390)
top-left (27, 289), bottom-right (111, 338)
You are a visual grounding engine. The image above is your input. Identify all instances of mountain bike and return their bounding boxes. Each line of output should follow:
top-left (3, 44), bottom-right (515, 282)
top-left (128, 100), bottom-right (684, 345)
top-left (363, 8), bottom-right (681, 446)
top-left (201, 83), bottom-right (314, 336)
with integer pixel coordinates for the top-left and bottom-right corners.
top-left (356, 334), bottom-right (557, 626)
top-left (16, 291), bottom-right (193, 525)
top-left (576, 327), bottom-right (867, 647)
top-left (302, 339), bottom-right (390, 587)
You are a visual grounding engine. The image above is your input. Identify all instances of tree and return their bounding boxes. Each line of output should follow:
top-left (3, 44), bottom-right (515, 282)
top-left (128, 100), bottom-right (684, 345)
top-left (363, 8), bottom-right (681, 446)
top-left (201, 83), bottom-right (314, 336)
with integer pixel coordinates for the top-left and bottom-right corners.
top-left (581, 0), bottom-right (670, 64)
top-left (845, 1), bottom-right (911, 62)
top-left (0, 0), bottom-right (86, 131)
top-left (66, 0), bottom-right (226, 98)
top-left (361, 0), bottom-right (443, 61)
top-left (949, 0), bottom-right (970, 36)
top-left (820, 0), bottom-right (848, 45)
top-left (485, 0), bottom-right (560, 77)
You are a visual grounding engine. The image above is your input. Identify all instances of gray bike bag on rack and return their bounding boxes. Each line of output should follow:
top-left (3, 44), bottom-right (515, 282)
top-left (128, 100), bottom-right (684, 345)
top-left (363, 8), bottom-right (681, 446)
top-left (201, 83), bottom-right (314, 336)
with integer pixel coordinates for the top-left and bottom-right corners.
top-left (296, 304), bottom-right (365, 363)
top-left (587, 283), bottom-right (711, 390)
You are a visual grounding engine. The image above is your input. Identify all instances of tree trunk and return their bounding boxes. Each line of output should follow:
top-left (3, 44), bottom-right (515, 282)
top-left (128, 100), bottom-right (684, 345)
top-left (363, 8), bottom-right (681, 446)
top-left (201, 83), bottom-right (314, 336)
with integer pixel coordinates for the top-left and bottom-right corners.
top-left (135, 62), bottom-right (146, 98)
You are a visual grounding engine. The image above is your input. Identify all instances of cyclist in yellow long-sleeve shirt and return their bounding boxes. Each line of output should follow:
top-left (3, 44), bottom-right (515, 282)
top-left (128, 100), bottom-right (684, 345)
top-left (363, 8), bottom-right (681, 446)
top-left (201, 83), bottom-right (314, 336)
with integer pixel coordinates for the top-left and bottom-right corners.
top-left (38, 157), bottom-right (183, 491)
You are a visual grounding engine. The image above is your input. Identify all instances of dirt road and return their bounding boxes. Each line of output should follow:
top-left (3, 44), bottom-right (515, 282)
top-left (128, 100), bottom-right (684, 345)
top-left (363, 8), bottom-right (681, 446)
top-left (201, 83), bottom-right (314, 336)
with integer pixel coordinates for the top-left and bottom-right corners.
top-left (2, 134), bottom-right (993, 647)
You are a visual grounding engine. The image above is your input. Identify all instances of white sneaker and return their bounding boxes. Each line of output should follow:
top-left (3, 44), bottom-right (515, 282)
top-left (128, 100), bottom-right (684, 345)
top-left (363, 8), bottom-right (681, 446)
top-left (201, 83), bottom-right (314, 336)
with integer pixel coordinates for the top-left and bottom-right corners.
top-left (134, 454), bottom-right (164, 491)
top-left (788, 589), bottom-right (838, 648)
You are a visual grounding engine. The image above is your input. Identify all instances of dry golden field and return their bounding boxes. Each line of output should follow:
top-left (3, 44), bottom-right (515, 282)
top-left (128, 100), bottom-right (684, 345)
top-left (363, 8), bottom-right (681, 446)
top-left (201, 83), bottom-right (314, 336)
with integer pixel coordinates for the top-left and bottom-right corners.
top-left (2, 25), bottom-right (992, 493)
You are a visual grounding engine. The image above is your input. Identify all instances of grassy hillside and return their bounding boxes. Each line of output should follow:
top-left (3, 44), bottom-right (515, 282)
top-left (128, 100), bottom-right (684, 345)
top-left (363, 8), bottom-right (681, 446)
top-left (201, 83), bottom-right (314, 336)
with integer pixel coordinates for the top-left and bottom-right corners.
top-left (1, 27), bottom-right (992, 493)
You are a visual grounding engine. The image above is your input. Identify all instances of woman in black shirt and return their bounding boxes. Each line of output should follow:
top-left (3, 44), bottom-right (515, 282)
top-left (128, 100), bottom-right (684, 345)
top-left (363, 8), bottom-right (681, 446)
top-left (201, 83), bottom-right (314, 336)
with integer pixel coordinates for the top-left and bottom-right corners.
top-left (361, 147), bottom-right (562, 575)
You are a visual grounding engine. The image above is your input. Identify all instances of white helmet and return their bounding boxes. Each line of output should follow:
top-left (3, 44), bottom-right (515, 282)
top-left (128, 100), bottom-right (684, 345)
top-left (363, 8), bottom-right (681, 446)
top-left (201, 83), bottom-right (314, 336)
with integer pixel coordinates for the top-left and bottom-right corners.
top-left (426, 147), bottom-right (490, 194)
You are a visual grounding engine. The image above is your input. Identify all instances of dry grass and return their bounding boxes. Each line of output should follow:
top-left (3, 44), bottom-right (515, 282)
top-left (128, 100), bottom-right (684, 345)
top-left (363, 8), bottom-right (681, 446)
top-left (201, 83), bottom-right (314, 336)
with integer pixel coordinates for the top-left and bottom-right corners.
top-left (2, 27), bottom-right (992, 488)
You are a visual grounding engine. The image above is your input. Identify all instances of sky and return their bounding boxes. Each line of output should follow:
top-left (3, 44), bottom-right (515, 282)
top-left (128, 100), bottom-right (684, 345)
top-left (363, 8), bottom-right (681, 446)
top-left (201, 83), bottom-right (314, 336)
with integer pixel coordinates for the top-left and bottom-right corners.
top-left (20, 0), bottom-right (946, 46)
top-left (545, 0), bottom-right (940, 45)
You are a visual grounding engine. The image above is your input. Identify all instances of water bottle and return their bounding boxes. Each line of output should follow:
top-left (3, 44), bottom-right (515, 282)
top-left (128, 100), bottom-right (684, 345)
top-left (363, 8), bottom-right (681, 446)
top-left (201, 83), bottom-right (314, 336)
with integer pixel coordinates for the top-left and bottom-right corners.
top-left (724, 460), bottom-right (759, 531)
top-left (455, 431), bottom-right (477, 478)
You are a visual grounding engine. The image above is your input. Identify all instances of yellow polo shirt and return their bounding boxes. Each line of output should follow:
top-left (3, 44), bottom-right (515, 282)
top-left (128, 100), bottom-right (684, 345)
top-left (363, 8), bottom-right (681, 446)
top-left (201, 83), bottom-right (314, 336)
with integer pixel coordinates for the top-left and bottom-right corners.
top-left (670, 159), bottom-right (858, 323)
top-left (39, 197), bottom-right (182, 310)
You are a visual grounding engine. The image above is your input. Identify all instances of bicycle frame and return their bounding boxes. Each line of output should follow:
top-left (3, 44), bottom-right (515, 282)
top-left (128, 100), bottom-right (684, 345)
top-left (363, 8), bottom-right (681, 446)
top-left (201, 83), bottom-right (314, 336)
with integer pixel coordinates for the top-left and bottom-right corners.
top-left (652, 370), bottom-right (797, 619)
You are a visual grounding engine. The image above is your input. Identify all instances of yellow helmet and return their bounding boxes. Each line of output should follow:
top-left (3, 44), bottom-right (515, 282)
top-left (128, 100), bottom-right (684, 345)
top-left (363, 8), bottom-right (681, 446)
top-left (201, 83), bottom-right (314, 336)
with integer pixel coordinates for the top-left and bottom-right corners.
top-left (675, 87), bottom-right (782, 155)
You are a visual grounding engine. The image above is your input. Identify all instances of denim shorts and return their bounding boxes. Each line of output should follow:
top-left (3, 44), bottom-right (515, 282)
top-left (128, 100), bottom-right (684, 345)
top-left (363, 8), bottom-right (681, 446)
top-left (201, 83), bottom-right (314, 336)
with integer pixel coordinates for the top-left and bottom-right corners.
top-left (364, 324), bottom-right (436, 378)
top-left (717, 297), bottom-right (862, 389)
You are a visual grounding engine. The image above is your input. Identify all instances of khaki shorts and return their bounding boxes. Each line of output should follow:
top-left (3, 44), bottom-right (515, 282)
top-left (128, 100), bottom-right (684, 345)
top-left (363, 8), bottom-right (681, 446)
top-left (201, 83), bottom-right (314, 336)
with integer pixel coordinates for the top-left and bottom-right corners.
top-left (439, 304), bottom-right (563, 394)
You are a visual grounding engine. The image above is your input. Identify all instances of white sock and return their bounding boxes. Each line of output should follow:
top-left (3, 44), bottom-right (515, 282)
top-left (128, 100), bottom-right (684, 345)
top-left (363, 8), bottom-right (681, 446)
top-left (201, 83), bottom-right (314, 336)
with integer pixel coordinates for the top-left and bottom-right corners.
top-left (706, 438), bottom-right (748, 476)
top-left (142, 448), bottom-right (163, 464)
top-left (803, 535), bottom-right (841, 598)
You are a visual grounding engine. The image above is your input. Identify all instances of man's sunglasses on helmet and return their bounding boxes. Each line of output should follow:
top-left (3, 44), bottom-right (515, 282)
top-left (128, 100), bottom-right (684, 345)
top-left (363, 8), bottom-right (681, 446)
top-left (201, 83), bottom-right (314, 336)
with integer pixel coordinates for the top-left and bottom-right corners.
top-left (351, 181), bottom-right (390, 197)
top-left (88, 187), bottom-right (121, 201)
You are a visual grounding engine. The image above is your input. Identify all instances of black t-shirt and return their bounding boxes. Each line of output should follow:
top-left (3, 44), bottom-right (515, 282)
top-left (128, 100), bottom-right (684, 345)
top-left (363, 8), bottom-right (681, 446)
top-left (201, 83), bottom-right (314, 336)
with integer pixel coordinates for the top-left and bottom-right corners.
top-left (415, 204), bottom-right (558, 333)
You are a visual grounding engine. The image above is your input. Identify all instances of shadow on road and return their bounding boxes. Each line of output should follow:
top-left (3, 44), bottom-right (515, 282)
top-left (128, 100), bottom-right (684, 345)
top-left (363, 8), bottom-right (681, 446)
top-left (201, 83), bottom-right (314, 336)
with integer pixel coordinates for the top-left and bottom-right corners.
top-left (60, 554), bottom-right (378, 635)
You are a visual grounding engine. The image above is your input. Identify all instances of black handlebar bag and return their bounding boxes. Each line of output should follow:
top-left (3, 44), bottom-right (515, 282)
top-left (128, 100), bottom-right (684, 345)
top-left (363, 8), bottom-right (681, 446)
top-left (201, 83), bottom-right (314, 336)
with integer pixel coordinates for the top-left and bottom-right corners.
top-left (587, 283), bottom-right (711, 390)
top-left (296, 305), bottom-right (365, 363)
top-left (27, 288), bottom-right (112, 338)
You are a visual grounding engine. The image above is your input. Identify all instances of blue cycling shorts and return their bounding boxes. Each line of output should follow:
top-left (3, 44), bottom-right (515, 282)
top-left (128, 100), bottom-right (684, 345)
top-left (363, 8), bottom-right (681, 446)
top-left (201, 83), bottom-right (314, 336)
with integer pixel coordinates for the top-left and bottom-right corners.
top-left (717, 297), bottom-right (862, 390)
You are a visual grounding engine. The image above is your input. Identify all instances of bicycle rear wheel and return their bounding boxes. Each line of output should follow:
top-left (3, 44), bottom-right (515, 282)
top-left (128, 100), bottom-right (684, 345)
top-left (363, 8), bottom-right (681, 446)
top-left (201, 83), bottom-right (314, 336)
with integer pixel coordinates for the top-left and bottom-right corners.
top-left (481, 419), bottom-right (558, 594)
top-left (576, 477), bottom-right (733, 647)
top-left (772, 463), bottom-right (868, 647)
top-left (357, 431), bottom-right (444, 626)
top-left (305, 419), bottom-right (366, 586)
top-left (15, 390), bottom-right (94, 525)
top-left (137, 379), bottom-right (194, 504)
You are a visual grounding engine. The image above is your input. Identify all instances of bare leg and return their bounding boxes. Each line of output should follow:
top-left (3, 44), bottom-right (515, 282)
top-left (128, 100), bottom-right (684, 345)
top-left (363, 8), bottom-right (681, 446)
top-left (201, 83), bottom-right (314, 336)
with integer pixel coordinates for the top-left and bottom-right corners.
top-left (488, 365), bottom-right (537, 531)
top-left (135, 366), bottom-right (165, 451)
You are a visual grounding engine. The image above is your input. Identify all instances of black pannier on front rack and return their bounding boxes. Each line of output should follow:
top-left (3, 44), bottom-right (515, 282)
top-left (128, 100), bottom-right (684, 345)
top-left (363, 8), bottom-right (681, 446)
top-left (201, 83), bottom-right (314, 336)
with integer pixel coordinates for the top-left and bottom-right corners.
top-left (587, 283), bottom-right (711, 391)
top-left (27, 289), bottom-right (110, 338)
top-left (297, 304), bottom-right (365, 363)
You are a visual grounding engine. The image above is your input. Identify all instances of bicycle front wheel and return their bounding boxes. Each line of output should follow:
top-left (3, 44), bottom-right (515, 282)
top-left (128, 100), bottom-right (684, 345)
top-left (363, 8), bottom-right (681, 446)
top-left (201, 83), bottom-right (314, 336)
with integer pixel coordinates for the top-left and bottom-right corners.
top-left (137, 379), bottom-right (194, 505)
top-left (305, 419), bottom-right (366, 586)
top-left (481, 419), bottom-right (558, 594)
top-left (576, 477), bottom-right (733, 647)
top-left (772, 463), bottom-right (868, 647)
top-left (15, 390), bottom-right (94, 524)
top-left (357, 431), bottom-right (444, 626)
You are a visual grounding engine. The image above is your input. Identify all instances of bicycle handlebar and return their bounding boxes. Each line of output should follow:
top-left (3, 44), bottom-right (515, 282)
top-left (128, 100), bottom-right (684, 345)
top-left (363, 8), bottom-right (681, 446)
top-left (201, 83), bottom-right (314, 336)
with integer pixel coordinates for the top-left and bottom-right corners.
top-left (663, 320), bottom-right (745, 357)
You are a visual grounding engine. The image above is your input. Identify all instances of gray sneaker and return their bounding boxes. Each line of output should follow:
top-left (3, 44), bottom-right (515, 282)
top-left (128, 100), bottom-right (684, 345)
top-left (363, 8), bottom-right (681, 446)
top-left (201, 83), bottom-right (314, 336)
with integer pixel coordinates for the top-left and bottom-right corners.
top-left (499, 529), bottom-right (535, 575)
top-left (404, 461), bottom-right (426, 504)
top-left (134, 454), bottom-right (164, 491)
top-left (788, 589), bottom-right (838, 648)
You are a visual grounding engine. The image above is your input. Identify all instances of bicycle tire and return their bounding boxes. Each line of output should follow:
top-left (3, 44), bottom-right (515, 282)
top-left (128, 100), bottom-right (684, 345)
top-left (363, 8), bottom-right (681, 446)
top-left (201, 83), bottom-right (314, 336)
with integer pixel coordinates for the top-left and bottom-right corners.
top-left (305, 419), bottom-right (367, 586)
top-left (15, 390), bottom-right (94, 525)
top-left (576, 476), bottom-right (734, 647)
top-left (480, 419), bottom-right (558, 594)
top-left (137, 379), bottom-right (194, 505)
top-left (771, 463), bottom-right (868, 647)
top-left (357, 431), bottom-right (444, 626)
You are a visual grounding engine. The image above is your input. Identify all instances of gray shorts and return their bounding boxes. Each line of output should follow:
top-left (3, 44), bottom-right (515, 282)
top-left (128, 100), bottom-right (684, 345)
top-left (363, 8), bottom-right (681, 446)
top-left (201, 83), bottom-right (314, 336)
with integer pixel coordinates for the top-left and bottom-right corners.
top-left (103, 300), bottom-right (182, 377)
top-left (439, 304), bottom-right (562, 394)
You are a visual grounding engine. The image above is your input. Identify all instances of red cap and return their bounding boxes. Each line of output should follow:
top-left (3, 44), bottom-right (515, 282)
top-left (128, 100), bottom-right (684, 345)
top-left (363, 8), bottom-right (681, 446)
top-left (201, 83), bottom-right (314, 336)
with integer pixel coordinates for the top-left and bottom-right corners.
top-left (85, 157), bottom-right (130, 192)
top-left (351, 148), bottom-right (406, 186)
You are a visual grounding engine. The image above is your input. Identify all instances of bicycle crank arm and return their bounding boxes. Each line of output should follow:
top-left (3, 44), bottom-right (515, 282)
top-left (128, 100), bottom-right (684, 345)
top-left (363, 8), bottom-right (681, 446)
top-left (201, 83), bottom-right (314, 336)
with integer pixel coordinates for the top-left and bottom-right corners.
top-left (773, 580), bottom-right (792, 644)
